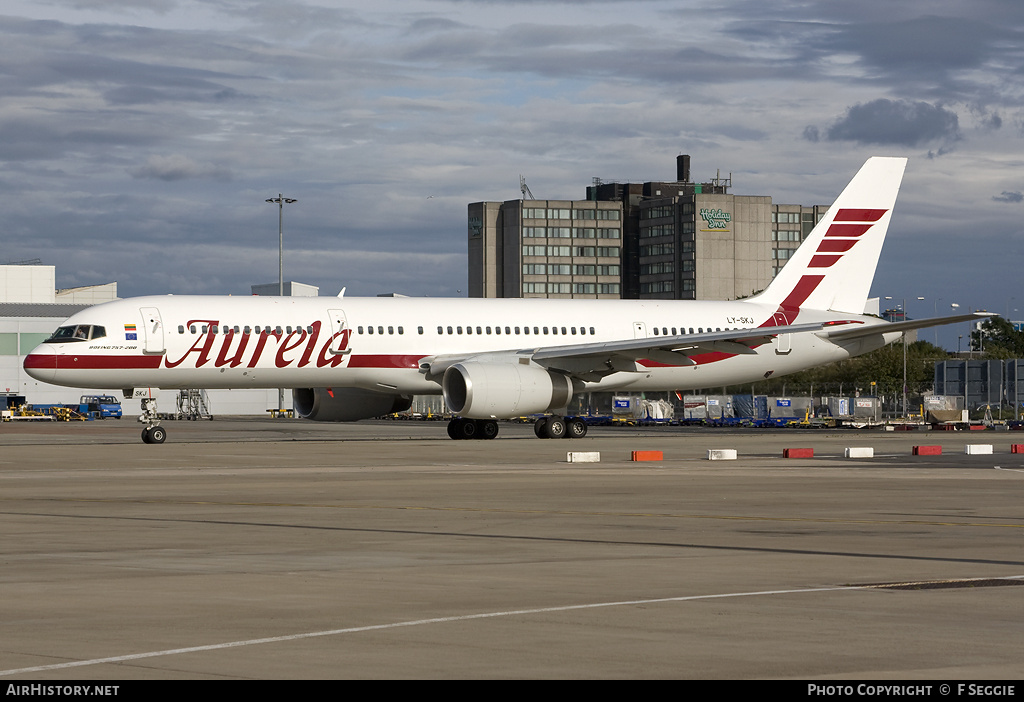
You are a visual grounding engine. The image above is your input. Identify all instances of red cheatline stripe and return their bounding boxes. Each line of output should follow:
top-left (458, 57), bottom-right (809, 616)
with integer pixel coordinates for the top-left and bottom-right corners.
top-left (347, 354), bottom-right (425, 369)
top-left (40, 355), bottom-right (164, 370)
top-left (775, 274), bottom-right (824, 316)
top-left (833, 208), bottom-right (887, 222)
top-left (825, 223), bottom-right (872, 237)
top-left (816, 239), bottom-right (858, 253)
top-left (22, 354), bottom-right (54, 369)
top-left (809, 254), bottom-right (842, 268)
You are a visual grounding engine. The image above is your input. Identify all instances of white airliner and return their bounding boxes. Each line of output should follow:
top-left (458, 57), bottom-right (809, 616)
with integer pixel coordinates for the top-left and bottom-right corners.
top-left (24, 157), bottom-right (987, 443)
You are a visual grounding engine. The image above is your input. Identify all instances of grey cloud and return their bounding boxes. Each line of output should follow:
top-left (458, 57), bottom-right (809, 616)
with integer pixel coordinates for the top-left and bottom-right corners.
top-left (992, 191), bottom-right (1023, 203)
top-left (822, 99), bottom-right (961, 146)
top-left (128, 154), bottom-right (233, 181)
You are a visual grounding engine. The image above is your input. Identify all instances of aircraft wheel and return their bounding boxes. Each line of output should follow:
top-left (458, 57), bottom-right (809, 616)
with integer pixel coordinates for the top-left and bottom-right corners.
top-left (543, 416), bottom-right (566, 439)
top-left (149, 426), bottom-right (167, 444)
top-left (446, 418), bottom-right (461, 440)
top-left (534, 416), bottom-right (550, 438)
top-left (565, 417), bottom-right (588, 439)
top-left (478, 420), bottom-right (499, 440)
top-left (448, 417), bottom-right (477, 440)
top-left (141, 427), bottom-right (152, 444)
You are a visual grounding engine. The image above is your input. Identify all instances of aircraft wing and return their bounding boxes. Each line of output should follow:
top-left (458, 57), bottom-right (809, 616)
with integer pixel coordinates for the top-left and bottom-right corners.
top-left (821, 311), bottom-right (995, 341)
top-left (422, 320), bottom-right (859, 380)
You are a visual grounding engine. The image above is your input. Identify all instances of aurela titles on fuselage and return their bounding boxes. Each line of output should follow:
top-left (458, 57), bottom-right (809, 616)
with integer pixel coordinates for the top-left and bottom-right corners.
top-left (23, 157), bottom-right (989, 443)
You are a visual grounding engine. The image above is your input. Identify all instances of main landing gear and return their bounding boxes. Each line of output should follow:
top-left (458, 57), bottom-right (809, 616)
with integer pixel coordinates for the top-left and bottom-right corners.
top-left (446, 415), bottom-right (589, 440)
top-left (533, 415), bottom-right (587, 439)
top-left (447, 417), bottom-right (499, 440)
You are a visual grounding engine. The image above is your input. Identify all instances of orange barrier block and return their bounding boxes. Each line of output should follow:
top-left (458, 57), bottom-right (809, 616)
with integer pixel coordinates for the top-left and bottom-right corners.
top-left (969, 425), bottom-right (987, 431)
top-left (912, 445), bottom-right (942, 456)
top-left (1011, 444), bottom-right (1024, 454)
top-left (631, 450), bottom-right (663, 462)
top-left (783, 448), bottom-right (814, 458)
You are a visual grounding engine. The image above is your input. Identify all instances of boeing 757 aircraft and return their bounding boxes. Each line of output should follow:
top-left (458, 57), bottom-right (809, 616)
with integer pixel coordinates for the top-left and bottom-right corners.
top-left (24, 157), bottom-right (988, 443)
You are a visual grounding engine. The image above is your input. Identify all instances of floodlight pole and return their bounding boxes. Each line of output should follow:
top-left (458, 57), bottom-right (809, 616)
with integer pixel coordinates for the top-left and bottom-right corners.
top-left (266, 194), bottom-right (297, 411)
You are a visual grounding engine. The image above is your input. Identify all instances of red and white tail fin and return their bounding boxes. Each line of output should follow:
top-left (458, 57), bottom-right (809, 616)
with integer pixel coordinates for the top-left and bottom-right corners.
top-left (752, 157), bottom-right (907, 315)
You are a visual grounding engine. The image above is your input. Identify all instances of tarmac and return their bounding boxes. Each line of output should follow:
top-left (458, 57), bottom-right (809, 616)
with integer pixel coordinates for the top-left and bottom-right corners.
top-left (1, 417), bottom-right (1023, 679)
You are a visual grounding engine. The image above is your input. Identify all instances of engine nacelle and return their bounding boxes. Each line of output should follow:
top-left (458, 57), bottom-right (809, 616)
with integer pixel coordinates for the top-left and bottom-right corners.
top-left (442, 362), bottom-right (576, 419)
top-left (293, 387), bottom-right (413, 422)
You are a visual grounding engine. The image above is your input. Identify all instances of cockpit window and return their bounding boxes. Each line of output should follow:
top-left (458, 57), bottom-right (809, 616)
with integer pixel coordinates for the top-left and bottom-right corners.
top-left (46, 325), bottom-right (106, 342)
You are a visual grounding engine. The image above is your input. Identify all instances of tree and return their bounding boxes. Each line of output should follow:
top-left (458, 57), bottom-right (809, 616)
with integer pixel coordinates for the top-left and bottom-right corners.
top-left (971, 317), bottom-right (1024, 358)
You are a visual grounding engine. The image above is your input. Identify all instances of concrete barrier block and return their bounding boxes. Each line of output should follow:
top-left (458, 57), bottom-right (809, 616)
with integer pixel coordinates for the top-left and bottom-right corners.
top-left (845, 447), bottom-right (874, 458)
top-left (783, 448), bottom-right (814, 458)
top-left (964, 444), bottom-right (993, 455)
top-left (707, 449), bottom-right (737, 460)
top-left (567, 452), bottom-right (600, 463)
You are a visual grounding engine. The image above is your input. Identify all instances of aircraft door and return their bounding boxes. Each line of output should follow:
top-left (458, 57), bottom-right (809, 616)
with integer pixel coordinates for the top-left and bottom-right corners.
top-left (771, 310), bottom-right (792, 355)
top-left (326, 308), bottom-right (351, 355)
top-left (633, 322), bottom-right (647, 338)
top-left (139, 307), bottom-right (165, 354)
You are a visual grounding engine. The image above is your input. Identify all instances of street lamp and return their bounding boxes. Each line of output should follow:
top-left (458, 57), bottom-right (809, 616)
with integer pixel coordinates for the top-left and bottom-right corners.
top-left (266, 194), bottom-right (297, 411)
top-left (266, 194), bottom-right (298, 298)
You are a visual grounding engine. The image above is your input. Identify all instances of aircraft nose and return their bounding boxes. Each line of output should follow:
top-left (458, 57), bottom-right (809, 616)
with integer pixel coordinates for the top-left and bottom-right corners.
top-left (23, 345), bottom-right (56, 383)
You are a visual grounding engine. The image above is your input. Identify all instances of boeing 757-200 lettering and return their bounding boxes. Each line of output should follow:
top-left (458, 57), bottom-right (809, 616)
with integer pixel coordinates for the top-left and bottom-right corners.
top-left (24, 157), bottom-right (989, 443)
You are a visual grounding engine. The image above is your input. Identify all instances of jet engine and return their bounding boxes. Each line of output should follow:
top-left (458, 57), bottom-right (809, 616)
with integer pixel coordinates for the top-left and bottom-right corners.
top-left (442, 362), bottom-right (577, 419)
top-left (293, 387), bottom-right (413, 422)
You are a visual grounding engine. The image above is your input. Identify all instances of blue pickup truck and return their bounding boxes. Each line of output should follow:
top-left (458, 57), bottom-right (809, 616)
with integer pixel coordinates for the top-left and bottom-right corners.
top-left (79, 395), bottom-right (122, 419)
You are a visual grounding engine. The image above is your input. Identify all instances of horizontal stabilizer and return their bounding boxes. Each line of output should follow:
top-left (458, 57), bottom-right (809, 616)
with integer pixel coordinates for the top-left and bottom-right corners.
top-left (822, 312), bottom-right (994, 341)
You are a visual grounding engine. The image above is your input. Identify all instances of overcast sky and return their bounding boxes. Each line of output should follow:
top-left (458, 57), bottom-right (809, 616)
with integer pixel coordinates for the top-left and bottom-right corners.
top-left (2, 0), bottom-right (1023, 348)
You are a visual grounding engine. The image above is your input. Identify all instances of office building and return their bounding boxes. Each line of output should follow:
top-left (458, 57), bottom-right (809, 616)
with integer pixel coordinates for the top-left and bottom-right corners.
top-left (468, 155), bottom-right (828, 300)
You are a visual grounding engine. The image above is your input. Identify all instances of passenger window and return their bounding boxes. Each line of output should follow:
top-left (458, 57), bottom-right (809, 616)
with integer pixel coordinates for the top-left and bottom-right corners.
top-left (178, 325), bottom-right (185, 334)
top-left (653, 328), bottom-right (659, 336)
top-left (377, 326), bottom-right (383, 335)
top-left (190, 325), bottom-right (197, 334)
top-left (506, 327), bottom-right (511, 335)
top-left (534, 327), bottom-right (540, 335)
top-left (466, 326), bottom-right (472, 335)
top-left (388, 326), bottom-right (394, 335)
top-left (523, 327), bottom-right (529, 335)
top-left (368, 326), bottom-right (374, 334)
top-left (589, 327), bottom-right (595, 335)
top-left (486, 326), bottom-right (492, 334)
top-left (543, 327), bottom-right (549, 334)
top-left (201, 325), bottom-right (209, 334)
top-left (244, 326), bottom-right (251, 334)
top-left (398, 326), bottom-right (403, 335)
top-left (457, 326), bottom-right (463, 334)
top-left (447, 326), bottom-right (453, 335)
top-left (476, 326), bottom-right (482, 335)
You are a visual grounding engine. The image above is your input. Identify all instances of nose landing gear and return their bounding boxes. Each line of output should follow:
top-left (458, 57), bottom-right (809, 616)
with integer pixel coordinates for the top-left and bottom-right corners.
top-left (139, 396), bottom-right (166, 444)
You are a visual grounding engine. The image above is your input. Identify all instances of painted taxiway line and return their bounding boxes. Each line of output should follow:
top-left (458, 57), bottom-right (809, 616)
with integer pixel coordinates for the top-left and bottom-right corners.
top-left (5, 579), bottom-right (1022, 676)
top-left (0, 585), bottom-right (865, 676)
